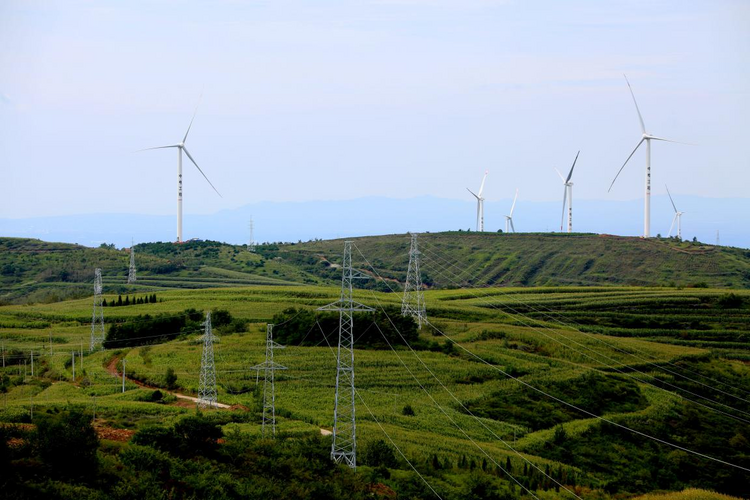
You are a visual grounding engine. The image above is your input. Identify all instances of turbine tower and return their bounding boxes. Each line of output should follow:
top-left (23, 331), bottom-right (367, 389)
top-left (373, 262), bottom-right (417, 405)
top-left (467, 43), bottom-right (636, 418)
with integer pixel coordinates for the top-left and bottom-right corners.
top-left (401, 233), bottom-right (426, 328)
top-left (127, 241), bottom-right (137, 284)
top-left (90, 268), bottom-right (105, 352)
top-left (248, 217), bottom-right (256, 253)
top-left (608, 75), bottom-right (683, 238)
top-left (140, 98), bottom-right (222, 243)
top-left (317, 241), bottom-right (373, 469)
top-left (251, 324), bottom-right (287, 437)
top-left (467, 170), bottom-right (488, 232)
top-left (197, 311), bottom-right (218, 409)
top-left (666, 185), bottom-right (684, 240)
top-left (505, 189), bottom-right (518, 233)
top-left (556, 151), bottom-right (580, 233)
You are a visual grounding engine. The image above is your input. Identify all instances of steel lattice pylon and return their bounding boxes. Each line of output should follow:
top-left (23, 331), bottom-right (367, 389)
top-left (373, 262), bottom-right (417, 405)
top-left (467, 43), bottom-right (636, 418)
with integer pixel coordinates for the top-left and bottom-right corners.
top-left (198, 312), bottom-right (218, 409)
top-left (90, 268), bottom-right (105, 352)
top-left (252, 324), bottom-right (287, 437)
top-left (127, 242), bottom-right (137, 283)
top-left (401, 233), bottom-right (426, 328)
top-left (318, 241), bottom-right (373, 469)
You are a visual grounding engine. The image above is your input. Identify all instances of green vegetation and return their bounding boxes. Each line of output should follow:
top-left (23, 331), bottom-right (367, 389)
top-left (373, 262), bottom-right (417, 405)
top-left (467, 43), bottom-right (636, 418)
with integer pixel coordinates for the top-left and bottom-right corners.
top-left (271, 306), bottom-right (419, 348)
top-left (3, 233), bottom-right (750, 305)
top-left (1, 233), bottom-right (750, 499)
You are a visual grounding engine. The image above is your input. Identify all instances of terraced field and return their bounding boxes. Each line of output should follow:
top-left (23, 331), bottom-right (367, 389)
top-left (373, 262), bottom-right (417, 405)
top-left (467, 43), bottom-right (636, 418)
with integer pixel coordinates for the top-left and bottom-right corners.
top-left (1, 283), bottom-right (749, 498)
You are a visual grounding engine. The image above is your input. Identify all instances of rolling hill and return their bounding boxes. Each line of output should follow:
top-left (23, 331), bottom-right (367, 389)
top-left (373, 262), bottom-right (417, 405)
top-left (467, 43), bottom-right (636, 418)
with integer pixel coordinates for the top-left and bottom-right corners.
top-left (2, 232), bottom-right (749, 304)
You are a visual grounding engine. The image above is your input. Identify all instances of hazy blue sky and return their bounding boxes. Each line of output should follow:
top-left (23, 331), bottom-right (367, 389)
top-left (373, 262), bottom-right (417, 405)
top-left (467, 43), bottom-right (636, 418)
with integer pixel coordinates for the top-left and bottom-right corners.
top-left (1, 1), bottom-right (748, 223)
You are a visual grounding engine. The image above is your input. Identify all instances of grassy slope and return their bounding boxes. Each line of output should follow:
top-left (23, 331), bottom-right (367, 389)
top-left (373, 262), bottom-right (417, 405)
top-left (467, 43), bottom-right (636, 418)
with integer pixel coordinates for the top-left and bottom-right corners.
top-left (1, 285), bottom-right (749, 498)
top-left (2, 233), bottom-right (750, 304)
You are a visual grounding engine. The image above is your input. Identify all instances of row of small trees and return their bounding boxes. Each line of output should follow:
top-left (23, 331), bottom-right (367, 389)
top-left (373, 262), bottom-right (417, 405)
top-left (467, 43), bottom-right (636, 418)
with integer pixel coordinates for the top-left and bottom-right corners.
top-left (103, 294), bottom-right (158, 307)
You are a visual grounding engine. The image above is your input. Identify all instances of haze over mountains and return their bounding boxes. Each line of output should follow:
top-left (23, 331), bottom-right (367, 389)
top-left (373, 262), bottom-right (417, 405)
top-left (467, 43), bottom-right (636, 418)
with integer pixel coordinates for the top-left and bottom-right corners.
top-left (1, 195), bottom-right (748, 250)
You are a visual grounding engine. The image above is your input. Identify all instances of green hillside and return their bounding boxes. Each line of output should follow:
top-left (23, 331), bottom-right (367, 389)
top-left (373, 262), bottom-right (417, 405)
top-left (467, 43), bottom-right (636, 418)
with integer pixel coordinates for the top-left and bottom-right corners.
top-left (2, 233), bottom-right (748, 305)
top-left (1, 285), bottom-right (749, 499)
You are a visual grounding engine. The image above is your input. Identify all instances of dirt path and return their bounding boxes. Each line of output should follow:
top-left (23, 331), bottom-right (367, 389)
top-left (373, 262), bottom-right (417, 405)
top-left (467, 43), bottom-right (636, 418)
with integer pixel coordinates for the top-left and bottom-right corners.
top-left (105, 356), bottom-right (231, 409)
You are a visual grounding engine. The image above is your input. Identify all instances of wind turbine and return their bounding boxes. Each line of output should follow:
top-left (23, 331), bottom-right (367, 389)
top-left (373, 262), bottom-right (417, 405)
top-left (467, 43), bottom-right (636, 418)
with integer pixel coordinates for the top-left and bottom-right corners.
top-left (504, 189), bottom-right (518, 233)
top-left (665, 185), bottom-right (684, 240)
top-left (608, 75), bottom-right (682, 238)
top-left (467, 170), bottom-right (488, 232)
top-left (140, 98), bottom-right (221, 243)
top-left (556, 151), bottom-right (580, 233)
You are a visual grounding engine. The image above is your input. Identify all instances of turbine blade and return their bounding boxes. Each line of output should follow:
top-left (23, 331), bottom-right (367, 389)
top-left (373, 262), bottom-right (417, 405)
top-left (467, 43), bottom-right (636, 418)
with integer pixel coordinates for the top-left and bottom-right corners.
top-left (510, 218), bottom-right (515, 233)
top-left (554, 167), bottom-right (565, 183)
top-left (509, 189), bottom-right (518, 217)
top-left (478, 170), bottom-right (488, 197)
top-left (561, 187), bottom-right (567, 231)
top-left (466, 187), bottom-right (480, 200)
top-left (649, 135), bottom-right (693, 145)
top-left (566, 150), bottom-right (580, 183)
top-left (182, 146), bottom-right (222, 197)
top-left (608, 138), bottom-right (645, 192)
top-left (136, 145), bottom-right (180, 152)
top-left (624, 74), bottom-right (646, 134)
top-left (183, 93), bottom-right (203, 144)
top-left (665, 184), bottom-right (678, 213)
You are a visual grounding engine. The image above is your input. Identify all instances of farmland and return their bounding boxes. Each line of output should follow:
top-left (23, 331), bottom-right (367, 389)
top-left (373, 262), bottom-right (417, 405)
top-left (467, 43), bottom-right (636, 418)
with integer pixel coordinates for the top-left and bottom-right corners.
top-left (2, 268), bottom-right (749, 499)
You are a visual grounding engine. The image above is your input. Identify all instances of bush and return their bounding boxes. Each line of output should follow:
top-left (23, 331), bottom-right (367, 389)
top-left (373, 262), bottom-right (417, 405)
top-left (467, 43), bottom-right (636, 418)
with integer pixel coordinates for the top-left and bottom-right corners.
top-left (34, 409), bottom-right (99, 479)
top-left (362, 439), bottom-right (399, 468)
top-left (402, 404), bottom-right (415, 416)
top-left (164, 367), bottom-right (177, 390)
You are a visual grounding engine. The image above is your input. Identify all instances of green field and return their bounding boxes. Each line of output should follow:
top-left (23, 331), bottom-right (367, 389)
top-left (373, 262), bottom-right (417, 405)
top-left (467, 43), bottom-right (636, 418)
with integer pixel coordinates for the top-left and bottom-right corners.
top-left (2, 278), bottom-right (749, 499)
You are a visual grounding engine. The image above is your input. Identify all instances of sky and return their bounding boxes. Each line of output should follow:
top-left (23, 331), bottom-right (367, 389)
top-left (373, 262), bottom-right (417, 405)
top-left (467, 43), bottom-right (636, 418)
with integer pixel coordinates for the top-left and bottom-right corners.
top-left (0, 1), bottom-right (748, 237)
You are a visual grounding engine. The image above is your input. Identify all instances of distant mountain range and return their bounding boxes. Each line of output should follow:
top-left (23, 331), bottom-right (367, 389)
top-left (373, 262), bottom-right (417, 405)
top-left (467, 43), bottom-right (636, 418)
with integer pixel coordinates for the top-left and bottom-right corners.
top-left (1, 195), bottom-right (748, 249)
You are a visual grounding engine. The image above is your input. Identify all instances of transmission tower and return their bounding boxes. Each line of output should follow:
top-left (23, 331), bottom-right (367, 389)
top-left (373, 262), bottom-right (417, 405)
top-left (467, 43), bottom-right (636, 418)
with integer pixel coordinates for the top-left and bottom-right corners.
top-left (251, 324), bottom-right (287, 437)
top-left (248, 217), bottom-right (256, 252)
top-left (197, 312), bottom-right (218, 409)
top-left (90, 268), bottom-right (105, 352)
top-left (127, 241), bottom-right (137, 283)
top-left (401, 232), bottom-right (427, 328)
top-left (317, 241), bottom-right (373, 469)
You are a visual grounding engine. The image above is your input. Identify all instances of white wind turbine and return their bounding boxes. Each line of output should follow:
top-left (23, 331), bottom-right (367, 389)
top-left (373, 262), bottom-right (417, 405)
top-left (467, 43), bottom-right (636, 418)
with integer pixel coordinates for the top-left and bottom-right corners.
top-left (140, 98), bottom-right (221, 243)
top-left (467, 170), bottom-right (488, 232)
top-left (556, 151), bottom-right (580, 233)
top-left (504, 189), bottom-right (518, 233)
top-left (608, 75), bottom-right (683, 238)
top-left (665, 185), bottom-right (684, 240)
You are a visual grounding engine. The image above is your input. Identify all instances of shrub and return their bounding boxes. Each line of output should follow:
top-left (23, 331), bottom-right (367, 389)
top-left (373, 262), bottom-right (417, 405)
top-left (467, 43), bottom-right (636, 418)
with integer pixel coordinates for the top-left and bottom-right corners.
top-left (34, 409), bottom-right (99, 479)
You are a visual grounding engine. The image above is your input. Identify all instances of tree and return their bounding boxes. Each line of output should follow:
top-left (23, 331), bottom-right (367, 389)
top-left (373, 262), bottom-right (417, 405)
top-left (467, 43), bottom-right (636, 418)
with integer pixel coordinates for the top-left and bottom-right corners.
top-left (34, 409), bottom-right (99, 479)
top-left (165, 367), bottom-right (177, 390)
top-left (362, 439), bottom-right (399, 468)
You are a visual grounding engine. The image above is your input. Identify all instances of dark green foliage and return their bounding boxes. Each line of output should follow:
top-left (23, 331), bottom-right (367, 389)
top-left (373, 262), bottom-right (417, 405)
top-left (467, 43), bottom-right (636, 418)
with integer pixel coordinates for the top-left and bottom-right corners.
top-left (716, 293), bottom-right (745, 308)
top-left (271, 307), bottom-right (419, 349)
top-left (211, 308), bottom-right (249, 334)
top-left (164, 367), bottom-right (177, 390)
top-left (103, 308), bottom-right (204, 348)
top-left (361, 439), bottom-right (399, 468)
top-left (402, 404), bottom-right (415, 416)
top-left (131, 414), bottom-right (223, 458)
top-left (528, 401), bottom-right (750, 497)
top-left (464, 371), bottom-right (648, 430)
top-left (34, 409), bottom-right (99, 479)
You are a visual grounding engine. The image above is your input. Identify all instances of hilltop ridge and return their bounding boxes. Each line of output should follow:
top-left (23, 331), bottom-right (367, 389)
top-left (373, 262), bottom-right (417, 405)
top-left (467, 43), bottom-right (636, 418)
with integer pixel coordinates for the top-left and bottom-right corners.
top-left (1, 232), bottom-right (749, 304)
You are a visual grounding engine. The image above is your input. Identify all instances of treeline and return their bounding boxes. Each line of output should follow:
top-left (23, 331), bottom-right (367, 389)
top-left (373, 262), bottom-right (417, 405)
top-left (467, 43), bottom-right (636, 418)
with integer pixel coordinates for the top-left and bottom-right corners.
top-left (271, 306), bottom-right (419, 349)
top-left (104, 308), bottom-right (248, 349)
top-left (103, 294), bottom-right (158, 307)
